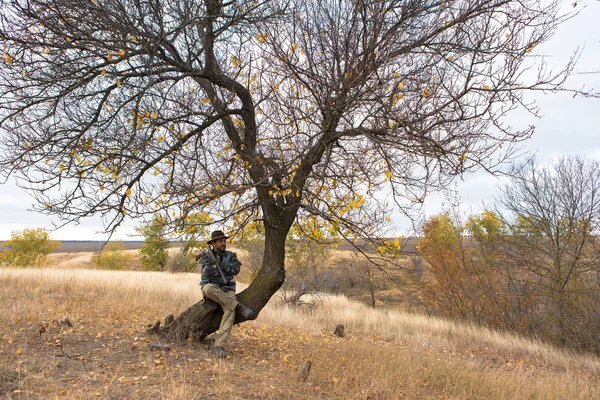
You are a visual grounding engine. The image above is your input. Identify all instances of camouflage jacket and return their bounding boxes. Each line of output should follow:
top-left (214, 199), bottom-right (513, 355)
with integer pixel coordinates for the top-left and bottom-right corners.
top-left (199, 248), bottom-right (241, 291)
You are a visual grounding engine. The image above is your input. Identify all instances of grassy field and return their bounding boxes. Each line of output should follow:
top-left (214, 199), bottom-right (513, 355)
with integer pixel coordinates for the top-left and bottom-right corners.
top-left (1, 255), bottom-right (600, 399)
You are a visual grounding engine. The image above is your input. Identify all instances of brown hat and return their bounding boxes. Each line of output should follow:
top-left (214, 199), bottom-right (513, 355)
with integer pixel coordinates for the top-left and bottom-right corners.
top-left (207, 230), bottom-right (229, 244)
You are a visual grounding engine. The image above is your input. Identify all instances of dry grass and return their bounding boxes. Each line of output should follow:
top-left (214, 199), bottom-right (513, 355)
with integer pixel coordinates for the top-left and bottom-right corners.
top-left (1, 266), bottom-right (600, 399)
top-left (45, 248), bottom-right (186, 271)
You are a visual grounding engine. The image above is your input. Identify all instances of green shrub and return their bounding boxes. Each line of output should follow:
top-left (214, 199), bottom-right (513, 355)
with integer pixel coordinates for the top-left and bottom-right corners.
top-left (0, 228), bottom-right (60, 267)
top-left (91, 241), bottom-right (131, 270)
top-left (137, 217), bottom-right (171, 271)
top-left (166, 250), bottom-right (196, 273)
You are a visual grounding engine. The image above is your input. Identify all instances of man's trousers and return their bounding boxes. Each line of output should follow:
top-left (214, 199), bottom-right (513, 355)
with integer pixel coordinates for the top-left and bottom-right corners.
top-left (201, 284), bottom-right (238, 347)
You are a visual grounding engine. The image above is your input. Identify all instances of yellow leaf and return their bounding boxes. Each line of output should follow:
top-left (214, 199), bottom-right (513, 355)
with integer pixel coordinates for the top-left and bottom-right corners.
top-left (231, 56), bottom-right (241, 68)
top-left (126, 188), bottom-right (132, 196)
top-left (101, 68), bottom-right (108, 76)
top-left (118, 49), bottom-right (125, 56)
top-left (398, 81), bottom-right (404, 89)
top-left (100, 185), bottom-right (104, 191)
top-left (42, 47), bottom-right (50, 54)
top-left (483, 85), bottom-right (490, 90)
top-left (384, 170), bottom-right (393, 179)
top-left (3, 54), bottom-right (13, 65)
top-left (151, 112), bottom-right (157, 119)
top-left (332, 377), bottom-right (339, 383)
top-left (422, 88), bottom-right (432, 97)
top-left (107, 53), bottom-right (113, 61)
top-left (256, 32), bottom-right (267, 44)
top-left (116, 79), bottom-right (122, 87)
top-left (392, 94), bottom-right (403, 104)
top-left (131, 35), bottom-right (137, 41)
top-left (290, 43), bottom-right (298, 52)
top-left (16, 349), bottom-right (23, 355)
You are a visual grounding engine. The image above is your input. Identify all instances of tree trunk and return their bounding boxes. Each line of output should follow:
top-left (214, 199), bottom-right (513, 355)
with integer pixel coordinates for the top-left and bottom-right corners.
top-left (148, 223), bottom-right (288, 342)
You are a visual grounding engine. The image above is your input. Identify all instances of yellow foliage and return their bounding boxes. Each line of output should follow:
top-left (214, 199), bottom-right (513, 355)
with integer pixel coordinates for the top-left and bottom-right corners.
top-left (3, 53), bottom-right (13, 65)
top-left (256, 32), bottom-right (267, 44)
top-left (0, 228), bottom-right (60, 267)
top-left (91, 241), bottom-right (132, 270)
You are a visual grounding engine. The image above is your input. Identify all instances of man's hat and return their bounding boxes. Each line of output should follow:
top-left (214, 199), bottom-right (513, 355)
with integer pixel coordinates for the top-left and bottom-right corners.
top-left (207, 230), bottom-right (230, 244)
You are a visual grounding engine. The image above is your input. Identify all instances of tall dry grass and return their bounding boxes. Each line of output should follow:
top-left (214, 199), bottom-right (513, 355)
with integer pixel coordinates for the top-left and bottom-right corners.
top-left (1, 267), bottom-right (600, 399)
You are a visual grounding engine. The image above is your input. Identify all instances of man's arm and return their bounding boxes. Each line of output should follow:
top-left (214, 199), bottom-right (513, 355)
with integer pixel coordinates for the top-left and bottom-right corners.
top-left (225, 252), bottom-right (241, 276)
top-left (198, 251), bottom-right (215, 273)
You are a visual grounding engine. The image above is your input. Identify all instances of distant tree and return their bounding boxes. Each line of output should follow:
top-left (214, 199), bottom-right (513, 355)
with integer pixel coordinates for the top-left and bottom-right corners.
top-left (419, 157), bottom-right (600, 352)
top-left (91, 240), bottom-right (132, 270)
top-left (162, 212), bottom-right (212, 273)
top-left (166, 250), bottom-right (196, 273)
top-left (418, 211), bottom-right (532, 329)
top-left (179, 212), bottom-right (211, 256)
top-left (0, 0), bottom-right (591, 340)
top-left (418, 212), bottom-right (473, 320)
top-left (351, 255), bottom-right (387, 308)
top-left (0, 228), bottom-right (59, 267)
top-left (137, 217), bottom-right (171, 271)
top-left (496, 156), bottom-right (600, 350)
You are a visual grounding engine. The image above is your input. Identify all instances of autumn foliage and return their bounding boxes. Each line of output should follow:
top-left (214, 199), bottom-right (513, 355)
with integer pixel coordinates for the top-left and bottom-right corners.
top-left (418, 157), bottom-right (600, 354)
top-left (0, 228), bottom-right (59, 267)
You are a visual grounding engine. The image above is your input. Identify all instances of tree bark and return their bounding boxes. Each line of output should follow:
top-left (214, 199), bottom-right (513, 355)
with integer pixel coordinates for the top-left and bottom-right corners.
top-left (148, 222), bottom-right (288, 342)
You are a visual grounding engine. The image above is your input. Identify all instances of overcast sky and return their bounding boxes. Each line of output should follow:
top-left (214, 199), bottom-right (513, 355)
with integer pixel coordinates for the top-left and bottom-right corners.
top-left (1, 1), bottom-right (599, 241)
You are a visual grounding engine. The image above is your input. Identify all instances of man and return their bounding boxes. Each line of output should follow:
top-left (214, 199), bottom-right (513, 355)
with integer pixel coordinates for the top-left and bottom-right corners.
top-left (197, 230), bottom-right (254, 358)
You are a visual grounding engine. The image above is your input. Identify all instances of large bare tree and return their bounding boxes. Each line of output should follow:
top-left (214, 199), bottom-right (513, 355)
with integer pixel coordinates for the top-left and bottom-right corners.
top-left (0, 0), bottom-right (590, 340)
top-left (497, 156), bottom-right (600, 349)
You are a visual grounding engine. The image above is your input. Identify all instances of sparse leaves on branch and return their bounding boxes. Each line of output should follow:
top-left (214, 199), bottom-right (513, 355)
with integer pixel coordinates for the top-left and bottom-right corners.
top-left (0, 0), bottom-right (586, 242)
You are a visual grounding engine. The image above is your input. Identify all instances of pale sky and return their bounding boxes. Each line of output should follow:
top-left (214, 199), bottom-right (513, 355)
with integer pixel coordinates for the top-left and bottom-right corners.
top-left (1, 1), bottom-right (599, 241)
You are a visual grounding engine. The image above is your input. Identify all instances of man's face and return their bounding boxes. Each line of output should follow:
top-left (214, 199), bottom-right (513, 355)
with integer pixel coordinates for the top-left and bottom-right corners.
top-left (212, 238), bottom-right (227, 253)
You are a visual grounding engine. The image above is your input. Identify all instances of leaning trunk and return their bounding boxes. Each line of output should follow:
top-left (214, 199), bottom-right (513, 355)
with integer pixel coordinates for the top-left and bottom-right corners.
top-left (148, 224), bottom-right (288, 341)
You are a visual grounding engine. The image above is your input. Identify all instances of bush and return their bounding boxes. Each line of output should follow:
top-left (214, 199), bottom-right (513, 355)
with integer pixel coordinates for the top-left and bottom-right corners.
top-left (0, 228), bottom-right (59, 267)
top-left (166, 250), bottom-right (196, 273)
top-left (91, 241), bottom-right (132, 270)
top-left (137, 217), bottom-right (171, 271)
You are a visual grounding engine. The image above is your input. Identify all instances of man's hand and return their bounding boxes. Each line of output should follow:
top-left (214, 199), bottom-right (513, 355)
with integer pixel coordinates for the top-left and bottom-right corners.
top-left (194, 252), bottom-right (202, 262)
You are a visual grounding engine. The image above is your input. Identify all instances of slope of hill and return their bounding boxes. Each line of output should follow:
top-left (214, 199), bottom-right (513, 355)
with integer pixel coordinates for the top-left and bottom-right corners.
top-left (1, 267), bottom-right (599, 399)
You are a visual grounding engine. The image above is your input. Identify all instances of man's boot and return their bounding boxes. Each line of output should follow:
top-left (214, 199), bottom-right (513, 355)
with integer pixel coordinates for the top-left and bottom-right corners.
top-left (212, 346), bottom-right (227, 358)
top-left (236, 302), bottom-right (254, 320)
